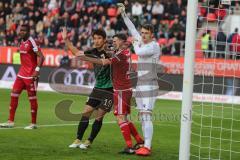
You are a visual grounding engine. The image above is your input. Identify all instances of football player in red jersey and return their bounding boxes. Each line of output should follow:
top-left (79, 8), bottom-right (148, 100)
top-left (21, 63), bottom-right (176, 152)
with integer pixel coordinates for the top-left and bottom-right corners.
top-left (62, 28), bottom-right (143, 154)
top-left (0, 24), bottom-right (45, 129)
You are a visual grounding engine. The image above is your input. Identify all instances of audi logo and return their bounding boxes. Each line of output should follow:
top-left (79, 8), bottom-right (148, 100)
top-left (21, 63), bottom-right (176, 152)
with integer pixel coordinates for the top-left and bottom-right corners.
top-left (49, 68), bottom-right (95, 86)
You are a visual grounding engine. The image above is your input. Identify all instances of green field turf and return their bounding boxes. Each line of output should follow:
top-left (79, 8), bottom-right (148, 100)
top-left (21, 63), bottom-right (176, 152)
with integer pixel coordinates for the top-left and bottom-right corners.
top-left (0, 89), bottom-right (239, 160)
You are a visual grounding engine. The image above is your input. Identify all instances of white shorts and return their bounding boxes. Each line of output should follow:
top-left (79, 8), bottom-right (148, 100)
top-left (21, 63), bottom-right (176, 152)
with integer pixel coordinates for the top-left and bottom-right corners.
top-left (135, 85), bottom-right (158, 112)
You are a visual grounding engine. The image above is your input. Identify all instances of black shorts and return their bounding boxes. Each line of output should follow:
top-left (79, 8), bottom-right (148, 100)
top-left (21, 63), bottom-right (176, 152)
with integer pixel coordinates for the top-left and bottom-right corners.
top-left (86, 87), bottom-right (113, 112)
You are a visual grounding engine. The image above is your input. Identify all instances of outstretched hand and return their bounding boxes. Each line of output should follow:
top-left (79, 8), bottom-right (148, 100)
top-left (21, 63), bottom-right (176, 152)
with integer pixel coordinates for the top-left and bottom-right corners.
top-left (117, 3), bottom-right (125, 13)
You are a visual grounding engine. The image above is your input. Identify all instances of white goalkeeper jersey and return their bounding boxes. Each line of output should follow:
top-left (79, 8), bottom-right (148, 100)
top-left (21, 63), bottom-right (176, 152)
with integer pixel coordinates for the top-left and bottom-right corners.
top-left (122, 13), bottom-right (161, 87)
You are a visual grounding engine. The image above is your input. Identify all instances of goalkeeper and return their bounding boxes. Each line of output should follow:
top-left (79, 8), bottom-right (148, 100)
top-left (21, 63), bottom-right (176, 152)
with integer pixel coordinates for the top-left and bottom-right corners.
top-left (117, 3), bottom-right (161, 156)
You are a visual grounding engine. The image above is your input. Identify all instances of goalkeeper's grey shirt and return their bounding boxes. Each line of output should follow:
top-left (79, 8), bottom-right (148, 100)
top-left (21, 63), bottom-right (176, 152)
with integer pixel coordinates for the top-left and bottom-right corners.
top-left (122, 13), bottom-right (161, 87)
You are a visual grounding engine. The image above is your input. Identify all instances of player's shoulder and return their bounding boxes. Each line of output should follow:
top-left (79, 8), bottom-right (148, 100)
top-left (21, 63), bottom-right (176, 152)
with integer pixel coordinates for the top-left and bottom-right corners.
top-left (84, 48), bottom-right (97, 55)
top-left (112, 49), bottom-right (129, 62)
top-left (152, 41), bottom-right (161, 50)
top-left (116, 49), bottom-right (130, 59)
top-left (152, 41), bottom-right (160, 46)
top-left (149, 41), bottom-right (161, 56)
top-left (84, 48), bottom-right (99, 58)
top-left (28, 37), bottom-right (40, 46)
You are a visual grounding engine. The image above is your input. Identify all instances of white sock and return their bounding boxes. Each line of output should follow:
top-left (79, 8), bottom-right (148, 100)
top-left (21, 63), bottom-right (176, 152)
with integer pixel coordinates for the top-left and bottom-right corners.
top-left (141, 118), bottom-right (145, 137)
top-left (141, 113), bottom-right (153, 150)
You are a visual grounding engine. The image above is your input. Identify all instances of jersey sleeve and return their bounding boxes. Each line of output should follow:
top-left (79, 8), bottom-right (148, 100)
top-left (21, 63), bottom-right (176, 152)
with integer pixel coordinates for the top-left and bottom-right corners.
top-left (29, 37), bottom-right (41, 53)
top-left (84, 49), bottom-right (98, 58)
top-left (121, 12), bottom-right (141, 42)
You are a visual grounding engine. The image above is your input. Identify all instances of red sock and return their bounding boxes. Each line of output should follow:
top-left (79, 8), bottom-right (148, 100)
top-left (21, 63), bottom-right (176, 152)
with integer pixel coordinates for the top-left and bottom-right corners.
top-left (8, 93), bottom-right (20, 122)
top-left (128, 121), bottom-right (144, 144)
top-left (29, 96), bottom-right (38, 124)
top-left (119, 121), bottom-right (132, 148)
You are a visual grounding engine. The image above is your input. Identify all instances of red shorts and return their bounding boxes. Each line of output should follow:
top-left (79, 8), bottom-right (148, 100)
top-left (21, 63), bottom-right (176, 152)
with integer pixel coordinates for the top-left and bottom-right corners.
top-left (13, 77), bottom-right (38, 93)
top-left (113, 89), bottom-right (132, 115)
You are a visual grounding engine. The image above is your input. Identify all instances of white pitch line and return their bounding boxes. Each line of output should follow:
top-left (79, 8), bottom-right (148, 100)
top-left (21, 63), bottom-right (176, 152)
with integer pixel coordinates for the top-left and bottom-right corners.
top-left (0, 121), bottom-right (116, 130)
top-left (0, 121), bottom-right (178, 130)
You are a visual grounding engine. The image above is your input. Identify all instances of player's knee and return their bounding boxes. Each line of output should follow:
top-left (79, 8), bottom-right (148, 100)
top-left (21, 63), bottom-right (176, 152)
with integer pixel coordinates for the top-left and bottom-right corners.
top-left (82, 112), bottom-right (92, 118)
top-left (82, 105), bottom-right (95, 117)
top-left (116, 115), bottom-right (126, 123)
top-left (12, 90), bottom-right (21, 94)
top-left (27, 91), bottom-right (36, 97)
top-left (11, 90), bottom-right (21, 98)
top-left (95, 116), bottom-right (104, 121)
top-left (27, 92), bottom-right (36, 101)
top-left (95, 108), bottom-right (107, 121)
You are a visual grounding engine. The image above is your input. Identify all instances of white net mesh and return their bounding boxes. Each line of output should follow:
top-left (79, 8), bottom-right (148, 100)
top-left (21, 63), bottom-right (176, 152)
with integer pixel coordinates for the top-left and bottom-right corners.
top-left (190, 0), bottom-right (240, 159)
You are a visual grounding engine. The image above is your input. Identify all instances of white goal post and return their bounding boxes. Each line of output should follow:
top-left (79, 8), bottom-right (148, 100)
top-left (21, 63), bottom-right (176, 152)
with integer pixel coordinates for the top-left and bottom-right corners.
top-left (179, 0), bottom-right (240, 160)
top-left (179, 0), bottom-right (198, 160)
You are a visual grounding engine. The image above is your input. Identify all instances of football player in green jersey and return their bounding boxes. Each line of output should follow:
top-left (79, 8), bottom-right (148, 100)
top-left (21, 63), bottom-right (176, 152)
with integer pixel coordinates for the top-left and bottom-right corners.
top-left (62, 28), bottom-right (113, 149)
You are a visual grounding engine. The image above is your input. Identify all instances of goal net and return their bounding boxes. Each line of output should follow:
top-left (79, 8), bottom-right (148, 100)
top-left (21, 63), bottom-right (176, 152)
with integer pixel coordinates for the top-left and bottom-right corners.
top-left (180, 0), bottom-right (240, 160)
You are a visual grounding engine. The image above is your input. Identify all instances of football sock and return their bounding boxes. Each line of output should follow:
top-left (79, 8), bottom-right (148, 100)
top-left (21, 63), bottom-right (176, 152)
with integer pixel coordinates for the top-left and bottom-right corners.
top-left (140, 113), bottom-right (153, 150)
top-left (128, 121), bottom-right (144, 144)
top-left (118, 121), bottom-right (132, 148)
top-left (88, 119), bottom-right (103, 142)
top-left (28, 95), bottom-right (38, 124)
top-left (77, 116), bottom-right (89, 140)
top-left (8, 92), bottom-right (20, 122)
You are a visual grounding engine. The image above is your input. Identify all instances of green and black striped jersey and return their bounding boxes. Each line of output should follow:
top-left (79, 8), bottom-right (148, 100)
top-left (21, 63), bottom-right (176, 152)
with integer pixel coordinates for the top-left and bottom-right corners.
top-left (84, 48), bottom-right (112, 88)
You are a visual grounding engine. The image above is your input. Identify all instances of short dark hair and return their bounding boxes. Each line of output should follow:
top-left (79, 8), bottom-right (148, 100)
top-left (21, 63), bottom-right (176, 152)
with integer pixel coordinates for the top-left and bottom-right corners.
top-left (113, 33), bottom-right (127, 41)
top-left (141, 24), bottom-right (154, 33)
top-left (20, 24), bottom-right (30, 31)
top-left (92, 29), bottom-right (106, 39)
top-left (235, 28), bottom-right (238, 33)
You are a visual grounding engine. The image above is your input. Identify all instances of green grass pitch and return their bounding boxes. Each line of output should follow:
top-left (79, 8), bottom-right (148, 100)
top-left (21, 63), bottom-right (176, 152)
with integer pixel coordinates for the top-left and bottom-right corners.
top-left (0, 89), bottom-right (239, 160)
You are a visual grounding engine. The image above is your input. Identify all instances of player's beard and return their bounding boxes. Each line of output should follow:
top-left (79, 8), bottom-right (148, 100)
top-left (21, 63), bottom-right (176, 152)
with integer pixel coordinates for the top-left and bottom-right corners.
top-left (18, 36), bottom-right (25, 44)
top-left (20, 34), bottom-right (30, 41)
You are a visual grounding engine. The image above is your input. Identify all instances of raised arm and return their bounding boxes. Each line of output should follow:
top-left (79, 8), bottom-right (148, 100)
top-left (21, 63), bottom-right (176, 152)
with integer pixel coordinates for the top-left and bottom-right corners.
top-left (117, 3), bottom-right (141, 42)
top-left (61, 27), bottom-right (84, 56)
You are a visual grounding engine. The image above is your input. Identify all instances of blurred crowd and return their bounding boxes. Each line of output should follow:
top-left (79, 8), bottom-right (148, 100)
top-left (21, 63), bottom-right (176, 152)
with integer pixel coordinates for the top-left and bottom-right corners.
top-left (0, 0), bottom-right (188, 55)
top-left (201, 27), bottom-right (240, 59)
top-left (198, 0), bottom-right (240, 59)
top-left (0, 0), bottom-right (239, 57)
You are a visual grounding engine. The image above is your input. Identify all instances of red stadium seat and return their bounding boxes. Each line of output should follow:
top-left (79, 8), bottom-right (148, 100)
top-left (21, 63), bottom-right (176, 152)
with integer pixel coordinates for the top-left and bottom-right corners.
top-left (107, 7), bottom-right (117, 17)
top-left (206, 13), bottom-right (217, 22)
top-left (199, 6), bottom-right (207, 17)
top-left (158, 38), bottom-right (167, 45)
top-left (215, 9), bottom-right (227, 20)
